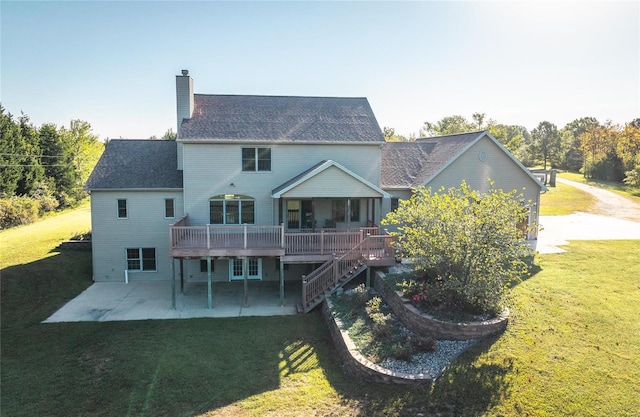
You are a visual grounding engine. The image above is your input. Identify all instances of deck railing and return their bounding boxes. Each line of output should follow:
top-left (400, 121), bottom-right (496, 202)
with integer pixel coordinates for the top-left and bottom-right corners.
top-left (170, 224), bottom-right (282, 250)
top-left (170, 217), bottom-right (391, 256)
top-left (300, 234), bottom-right (396, 309)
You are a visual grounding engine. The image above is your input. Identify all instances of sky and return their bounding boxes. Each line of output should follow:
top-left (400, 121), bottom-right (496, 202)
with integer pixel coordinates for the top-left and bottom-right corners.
top-left (1, 1), bottom-right (638, 140)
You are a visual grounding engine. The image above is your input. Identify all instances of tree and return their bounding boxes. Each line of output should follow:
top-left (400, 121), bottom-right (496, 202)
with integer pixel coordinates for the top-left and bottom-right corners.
top-left (63, 120), bottom-right (103, 191)
top-left (487, 124), bottom-right (530, 156)
top-left (382, 181), bottom-right (534, 315)
top-left (0, 106), bottom-right (23, 195)
top-left (560, 117), bottom-right (600, 171)
top-left (420, 115), bottom-right (477, 137)
top-left (578, 122), bottom-right (623, 181)
top-left (383, 126), bottom-right (409, 142)
top-left (618, 119), bottom-right (640, 186)
top-left (39, 123), bottom-right (78, 205)
top-left (162, 128), bottom-right (177, 140)
top-left (15, 113), bottom-right (44, 196)
top-left (530, 121), bottom-right (561, 170)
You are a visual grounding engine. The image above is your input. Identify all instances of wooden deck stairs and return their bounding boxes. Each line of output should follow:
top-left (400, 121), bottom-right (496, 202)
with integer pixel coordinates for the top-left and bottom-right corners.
top-left (300, 236), bottom-right (395, 313)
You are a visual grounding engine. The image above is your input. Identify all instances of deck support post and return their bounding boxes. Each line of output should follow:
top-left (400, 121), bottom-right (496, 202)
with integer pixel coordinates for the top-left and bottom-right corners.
top-left (279, 259), bottom-right (285, 306)
top-left (207, 256), bottom-right (212, 309)
top-left (179, 258), bottom-right (185, 294)
top-left (366, 265), bottom-right (371, 288)
top-left (171, 258), bottom-right (176, 309)
top-left (243, 257), bottom-right (249, 308)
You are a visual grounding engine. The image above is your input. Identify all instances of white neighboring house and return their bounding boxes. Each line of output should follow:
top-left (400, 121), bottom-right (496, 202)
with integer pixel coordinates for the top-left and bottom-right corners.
top-left (85, 70), bottom-right (546, 312)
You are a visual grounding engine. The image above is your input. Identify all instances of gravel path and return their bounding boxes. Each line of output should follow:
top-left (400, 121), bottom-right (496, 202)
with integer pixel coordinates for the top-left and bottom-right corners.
top-left (556, 177), bottom-right (640, 221)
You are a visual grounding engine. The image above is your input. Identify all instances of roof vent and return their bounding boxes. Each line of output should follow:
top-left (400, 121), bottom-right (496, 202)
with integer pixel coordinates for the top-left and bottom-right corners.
top-left (181, 69), bottom-right (189, 76)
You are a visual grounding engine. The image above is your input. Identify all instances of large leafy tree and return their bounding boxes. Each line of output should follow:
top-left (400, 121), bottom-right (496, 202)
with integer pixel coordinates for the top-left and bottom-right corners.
top-left (618, 119), bottom-right (640, 186)
top-left (560, 117), bottom-right (600, 171)
top-left (382, 181), bottom-right (534, 315)
top-left (420, 115), bottom-right (477, 137)
top-left (578, 122), bottom-right (623, 181)
top-left (383, 126), bottom-right (410, 142)
top-left (530, 121), bottom-right (561, 170)
top-left (39, 123), bottom-right (78, 204)
top-left (63, 120), bottom-right (103, 191)
top-left (487, 123), bottom-right (530, 157)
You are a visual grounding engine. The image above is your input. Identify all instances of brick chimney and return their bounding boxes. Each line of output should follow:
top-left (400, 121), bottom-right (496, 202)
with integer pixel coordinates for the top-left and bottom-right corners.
top-left (176, 69), bottom-right (194, 131)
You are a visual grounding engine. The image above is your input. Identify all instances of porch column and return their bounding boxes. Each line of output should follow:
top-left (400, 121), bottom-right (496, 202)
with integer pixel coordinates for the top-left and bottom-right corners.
top-left (207, 256), bottom-right (212, 309)
top-left (279, 259), bottom-right (285, 306)
top-left (171, 258), bottom-right (176, 309)
top-left (347, 198), bottom-right (351, 229)
top-left (179, 258), bottom-right (185, 294)
top-left (243, 257), bottom-right (249, 308)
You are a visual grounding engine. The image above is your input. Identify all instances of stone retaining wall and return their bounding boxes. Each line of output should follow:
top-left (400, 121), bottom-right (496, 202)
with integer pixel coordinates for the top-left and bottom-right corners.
top-left (322, 299), bottom-right (433, 386)
top-left (372, 271), bottom-right (509, 341)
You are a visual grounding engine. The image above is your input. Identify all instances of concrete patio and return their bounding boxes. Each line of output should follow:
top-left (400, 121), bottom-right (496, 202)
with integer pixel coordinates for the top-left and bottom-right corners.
top-left (44, 280), bottom-right (302, 323)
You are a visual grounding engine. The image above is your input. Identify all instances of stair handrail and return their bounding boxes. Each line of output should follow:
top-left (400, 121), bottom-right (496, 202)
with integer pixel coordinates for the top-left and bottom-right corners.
top-left (302, 238), bottom-right (370, 308)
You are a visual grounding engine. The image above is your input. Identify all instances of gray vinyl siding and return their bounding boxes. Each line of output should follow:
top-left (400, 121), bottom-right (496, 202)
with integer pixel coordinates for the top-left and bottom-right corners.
top-left (91, 190), bottom-right (184, 282)
top-left (280, 166), bottom-right (383, 198)
top-left (182, 143), bottom-right (381, 226)
top-left (426, 136), bottom-right (541, 239)
top-left (426, 136), bottom-right (540, 203)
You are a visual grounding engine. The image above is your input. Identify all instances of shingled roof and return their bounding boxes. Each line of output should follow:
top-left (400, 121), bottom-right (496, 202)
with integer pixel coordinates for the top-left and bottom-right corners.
top-left (381, 131), bottom-right (484, 189)
top-left (85, 140), bottom-right (183, 190)
top-left (178, 94), bottom-right (384, 143)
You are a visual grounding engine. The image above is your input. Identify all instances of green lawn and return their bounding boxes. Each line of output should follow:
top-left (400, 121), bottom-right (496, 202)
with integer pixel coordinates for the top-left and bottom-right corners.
top-left (2, 206), bottom-right (639, 416)
top-left (539, 181), bottom-right (597, 215)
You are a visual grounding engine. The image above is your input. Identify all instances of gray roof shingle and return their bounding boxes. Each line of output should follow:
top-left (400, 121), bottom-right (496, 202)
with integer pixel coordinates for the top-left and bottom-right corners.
top-left (178, 94), bottom-right (384, 143)
top-left (381, 131), bottom-right (483, 188)
top-left (85, 140), bottom-right (183, 190)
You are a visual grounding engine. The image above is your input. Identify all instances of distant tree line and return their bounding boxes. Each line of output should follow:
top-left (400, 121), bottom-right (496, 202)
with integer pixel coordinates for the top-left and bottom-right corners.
top-left (384, 113), bottom-right (640, 187)
top-left (0, 105), bottom-right (104, 228)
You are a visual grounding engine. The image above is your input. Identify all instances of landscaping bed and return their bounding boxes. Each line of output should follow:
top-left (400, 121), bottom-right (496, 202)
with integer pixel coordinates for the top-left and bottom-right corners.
top-left (327, 284), bottom-right (478, 382)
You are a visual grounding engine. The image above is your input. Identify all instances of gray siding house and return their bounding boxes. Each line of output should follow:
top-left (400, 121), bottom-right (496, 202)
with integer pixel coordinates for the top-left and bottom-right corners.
top-left (85, 70), bottom-right (545, 312)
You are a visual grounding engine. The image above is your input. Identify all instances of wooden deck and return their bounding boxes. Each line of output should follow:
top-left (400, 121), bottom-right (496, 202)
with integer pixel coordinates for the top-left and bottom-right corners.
top-left (169, 216), bottom-right (390, 260)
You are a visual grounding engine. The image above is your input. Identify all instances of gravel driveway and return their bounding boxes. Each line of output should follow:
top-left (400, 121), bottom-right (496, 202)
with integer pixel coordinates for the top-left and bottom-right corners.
top-left (534, 178), bottom-right (640, 254)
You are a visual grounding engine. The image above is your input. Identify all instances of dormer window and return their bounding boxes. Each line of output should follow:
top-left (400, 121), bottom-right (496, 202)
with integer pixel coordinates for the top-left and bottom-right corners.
top-left (242, 147), bottom-right (271, 172)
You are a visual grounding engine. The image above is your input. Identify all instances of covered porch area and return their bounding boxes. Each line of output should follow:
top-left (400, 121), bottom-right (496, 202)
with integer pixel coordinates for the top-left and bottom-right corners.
top-left (271, 159), bottom-right (391, 232)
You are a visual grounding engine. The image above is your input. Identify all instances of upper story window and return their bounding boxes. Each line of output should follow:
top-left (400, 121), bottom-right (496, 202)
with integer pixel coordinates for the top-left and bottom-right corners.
top-left (165, 198), bottom-right (175, 218)
top-left (242, 147), bottom-right (271, 172)
top-left (117, 199), bottom-right (127, 219)
top-left (209, 194), bottom-right (255, 225)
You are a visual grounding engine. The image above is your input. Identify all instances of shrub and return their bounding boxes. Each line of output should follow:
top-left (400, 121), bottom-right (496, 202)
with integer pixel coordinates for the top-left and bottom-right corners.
top-left (383, 180), bottom-right (535, 315)
top-left (350, 284), bottom-right (370, 307)
top-left (0, 196), bottom-right (40, 229)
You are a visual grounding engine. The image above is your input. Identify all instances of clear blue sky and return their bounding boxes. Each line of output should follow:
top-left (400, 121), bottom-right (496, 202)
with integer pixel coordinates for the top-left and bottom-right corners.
top-left (1, 1), bottom-right (638, 140)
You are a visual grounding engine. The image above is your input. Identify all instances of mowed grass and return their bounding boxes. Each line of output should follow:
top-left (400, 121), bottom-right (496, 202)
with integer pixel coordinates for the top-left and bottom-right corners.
top-left (539, 180), bottom-right (598, 215)
top-left (2, 206), bottom-right (640, 416)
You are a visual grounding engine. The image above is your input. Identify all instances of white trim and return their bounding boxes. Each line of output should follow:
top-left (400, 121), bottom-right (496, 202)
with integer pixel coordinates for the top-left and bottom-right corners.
top-left (117, 198), bottom-right (128, 219)
top-left (229, 258), bottom-right (262, 281)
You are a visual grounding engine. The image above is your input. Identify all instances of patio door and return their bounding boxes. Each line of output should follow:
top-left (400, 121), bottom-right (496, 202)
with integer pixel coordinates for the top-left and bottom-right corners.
top-left (229, 258), bottom-right (262, 281)
top-left (286, 200), bottom-right (313, 230)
